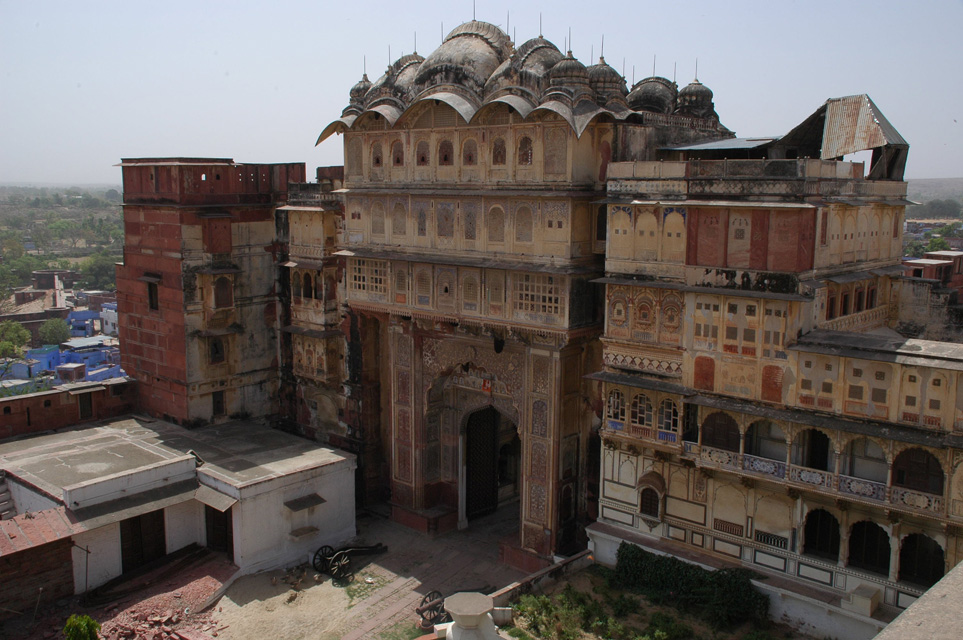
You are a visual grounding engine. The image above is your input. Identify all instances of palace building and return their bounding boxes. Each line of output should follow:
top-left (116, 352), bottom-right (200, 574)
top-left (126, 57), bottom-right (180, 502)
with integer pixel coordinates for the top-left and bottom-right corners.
top-left (109, 18), bottom-right (962, 629)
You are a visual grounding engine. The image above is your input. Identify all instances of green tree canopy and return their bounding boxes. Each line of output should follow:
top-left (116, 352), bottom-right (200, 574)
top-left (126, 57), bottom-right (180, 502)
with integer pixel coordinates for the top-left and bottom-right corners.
top-left (79, 251), bottom-right (118, 290)
top-left (0, 321), bottom-right (31, 359)
top-left (38, 318), bottom-right (70, 346)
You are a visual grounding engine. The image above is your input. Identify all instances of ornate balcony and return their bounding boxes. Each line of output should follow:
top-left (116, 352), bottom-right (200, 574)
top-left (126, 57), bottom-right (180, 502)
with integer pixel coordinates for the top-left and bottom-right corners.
top-left (890, 487), bottom-right (944, 515)
top-left (789, 466), bottom-right (835, 489)
top-left (742, 453), bottom-right (787, 480)
top-left (699, 446), bottom-right (740, 471)
top-left (838, 474), bottom-right (887, 502)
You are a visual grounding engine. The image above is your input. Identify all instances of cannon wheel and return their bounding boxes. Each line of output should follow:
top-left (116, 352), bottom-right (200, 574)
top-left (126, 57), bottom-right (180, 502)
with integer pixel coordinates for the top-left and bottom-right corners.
top-left (329, 551), bottom-right (352, 580)
top-left (312, 545), bottom-right (334, 573)
top-left (420, 590), bottom-right (446, 625)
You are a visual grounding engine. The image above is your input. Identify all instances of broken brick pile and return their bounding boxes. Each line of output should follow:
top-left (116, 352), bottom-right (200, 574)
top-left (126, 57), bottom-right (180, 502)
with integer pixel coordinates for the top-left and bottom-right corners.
top-left (5, 552), bottom-right (236, 640)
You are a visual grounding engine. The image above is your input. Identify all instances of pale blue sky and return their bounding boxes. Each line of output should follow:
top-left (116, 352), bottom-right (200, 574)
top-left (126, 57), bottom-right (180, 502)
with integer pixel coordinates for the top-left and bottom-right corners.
top-left (1, 0), bottom-right (961, 184)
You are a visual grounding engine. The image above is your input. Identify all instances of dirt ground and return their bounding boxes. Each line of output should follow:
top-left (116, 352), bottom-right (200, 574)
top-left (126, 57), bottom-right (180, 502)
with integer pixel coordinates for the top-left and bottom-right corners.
top-left (210, 508), bottom-right (525, 640)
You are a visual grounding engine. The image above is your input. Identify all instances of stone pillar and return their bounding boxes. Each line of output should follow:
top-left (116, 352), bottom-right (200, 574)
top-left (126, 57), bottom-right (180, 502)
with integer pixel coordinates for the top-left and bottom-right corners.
top-left (444, 592), bottom-right (500, 640)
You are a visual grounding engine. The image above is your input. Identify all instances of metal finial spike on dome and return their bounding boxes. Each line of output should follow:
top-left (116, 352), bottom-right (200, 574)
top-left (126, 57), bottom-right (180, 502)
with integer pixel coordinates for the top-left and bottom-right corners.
top-left (673, 62), bottom-right (676, 84)
top-left (539, 13), bottom-right (542, 37)
top-left (632, 65), bottom-right (635, 85)
top-left (653, 54), bottom-right (656, 77)
top-left (695, 58), bottom-right (698, 82)
top-left (363, 55), bottom-right (366, 76)
top-left (591, 45), bottom-right (594, 62)
top-left (414, 32), bottom-right (417, 55)
top-left (601, 34), bottom-right (604, 59)
top-left (622, 57), bottom-right (625, 78)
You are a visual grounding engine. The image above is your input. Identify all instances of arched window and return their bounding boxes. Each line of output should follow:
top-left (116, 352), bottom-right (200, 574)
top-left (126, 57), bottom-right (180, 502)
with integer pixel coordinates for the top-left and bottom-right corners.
top-left (899, 533), bottom-right (944, 587)
top-left (394, 269), bottom-right (407, 294)
top-left (841, 438), bottom-right (887, 483)
top-left (438, 140), bottom-right (454, 166)
top-left (893, 448), bottom-right (944, 495)
top-left (302, 273), bottom-right (314, 300)
top-left (658, 400), bottom-right (679, 432)
top-left (848, 521), bottom-right (891, 576)
top-left (517, 136), bottom-right (533, 165)
top-left (371, 202), bottom-right (386, 236)
top-left (213, 276), bottom-right (233, 308)
top-left (391, 141), bottom-right (404, 166)
top-left (416, 271), bottom-right (431, 303)
top-left (640, 488), bottom-right (660, 518)
top-left (607, 389), bottom-right (626, 423)
top-left (488, 207), bottom-right (505, 243)
top-left (315, 272), bottom-right (323, 299)
top-left (209, 337), bottom-right (225, 364)
top-left (492, 138), bottom-right (507, 165)
top-left (416, 140), bottom-right (430, 166)
top-left (515, 206), bottom-right (533, 243)
top-left (744, 421), bottom-right (786, 460)
top-left (792, 428), bottom-right (833, 471)
top-left (371, 142), bottom-right (383, 168)
top-left (462, 139), bottom-right (477, 166)
top-left (630, 394), bottom-right (653, 430)
top-left (701, 412), bottom-right (739, 451)
top-left (291, 271), bottom-right (301, 297)
top-left (392, 203), bottom-right (407, 236)
top-left (803, 509), bottom-right (840, 560)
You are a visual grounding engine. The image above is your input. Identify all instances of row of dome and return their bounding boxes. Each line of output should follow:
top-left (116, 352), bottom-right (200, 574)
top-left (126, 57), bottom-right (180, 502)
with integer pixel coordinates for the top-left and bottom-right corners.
top-left (342, 20), bottom-right (718, 122)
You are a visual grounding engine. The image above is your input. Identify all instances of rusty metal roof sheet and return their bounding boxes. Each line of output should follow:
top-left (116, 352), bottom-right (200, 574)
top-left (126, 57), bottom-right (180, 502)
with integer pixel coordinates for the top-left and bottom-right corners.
top-left (780, 94), bottom-right (908, 160)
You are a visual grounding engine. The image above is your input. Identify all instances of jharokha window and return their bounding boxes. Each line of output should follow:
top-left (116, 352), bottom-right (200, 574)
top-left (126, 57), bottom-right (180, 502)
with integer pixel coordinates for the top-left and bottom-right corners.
top-left (416, 141), bottom-right (430, 166)
top-left (438, 140), bottom-right (454, 166)
top-left (517, 136), bottom-right (533, 165)
top-left (492, 138), bottom-right (507, 166)
top-left (462, 139), bottom-right (477, 165)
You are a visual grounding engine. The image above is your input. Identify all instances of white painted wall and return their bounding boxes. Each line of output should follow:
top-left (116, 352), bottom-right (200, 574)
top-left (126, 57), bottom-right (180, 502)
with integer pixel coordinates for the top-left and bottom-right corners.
top-left (165, 499), bottom-right (205, 553)
top-left (63, 456), bottom-right (195, 508)
top-left (72, 523), bottom-right (122, 593)
top-left (229, 459), bottom-right (356, 573)
top-left (6, 476), bottom-right (59, 512)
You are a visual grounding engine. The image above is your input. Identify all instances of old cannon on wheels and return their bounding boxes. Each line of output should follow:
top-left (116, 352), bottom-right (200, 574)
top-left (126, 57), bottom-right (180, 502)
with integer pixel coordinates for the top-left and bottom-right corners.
top-left (415, 585), bottom-right (495, 629)
top-left (312, 542), bottom-right (388, 580)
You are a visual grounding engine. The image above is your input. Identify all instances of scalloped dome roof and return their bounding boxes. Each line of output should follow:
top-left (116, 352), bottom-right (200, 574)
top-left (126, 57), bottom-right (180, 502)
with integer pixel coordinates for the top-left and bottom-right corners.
top-left (586, 57), bottom-right (627, 103)
top-left (627, 76), bottom-right (677, 114)
top-left (676, 79), bottom-right (716, 118)
top-left (483, 36), bottom-right (563, 101)
top-left (415, 20), bottom-right (512, 100)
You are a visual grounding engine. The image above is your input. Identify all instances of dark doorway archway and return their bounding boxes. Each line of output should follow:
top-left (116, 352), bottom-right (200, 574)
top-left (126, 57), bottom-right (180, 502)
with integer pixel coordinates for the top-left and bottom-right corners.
top-left (466, 406), bottom-right (518, 520)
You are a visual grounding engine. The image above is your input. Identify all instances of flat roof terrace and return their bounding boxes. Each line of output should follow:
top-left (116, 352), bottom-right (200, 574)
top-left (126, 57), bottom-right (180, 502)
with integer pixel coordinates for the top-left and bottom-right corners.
top-left (0, 416), bottom-right (350, 505)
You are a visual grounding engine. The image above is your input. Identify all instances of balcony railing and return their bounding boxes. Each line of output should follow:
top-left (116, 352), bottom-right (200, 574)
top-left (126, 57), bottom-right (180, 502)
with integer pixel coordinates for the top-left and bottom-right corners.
top-left (838, 474), bottom-right (887, 502)
top-left (891, 487), bottom-right (944, 514)
top-left (789, 466), bottom-right (835, 489)
top-left (700, 445), bottom-right (740, 471)
top-left (742, 453), bottom-right (787, 480)
top-left (818, 305), bottom-right (889, 332)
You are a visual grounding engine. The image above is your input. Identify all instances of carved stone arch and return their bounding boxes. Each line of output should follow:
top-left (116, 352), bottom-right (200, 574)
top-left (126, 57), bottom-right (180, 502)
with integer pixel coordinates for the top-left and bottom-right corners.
top-left (839, 433), bottom-right (892, 464)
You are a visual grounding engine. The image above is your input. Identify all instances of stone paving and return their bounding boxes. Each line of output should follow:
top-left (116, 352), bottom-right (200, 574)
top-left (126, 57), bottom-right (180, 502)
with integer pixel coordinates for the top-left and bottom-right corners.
top-left (212, 504), bottom-right (527, 640)
top-left (340, 507), bottom-right (525, 639)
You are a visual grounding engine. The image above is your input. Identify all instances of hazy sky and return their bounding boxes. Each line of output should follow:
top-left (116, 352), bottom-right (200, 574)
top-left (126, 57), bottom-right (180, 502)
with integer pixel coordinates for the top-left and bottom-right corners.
top-left (2, 0), bottom-right (961, 185)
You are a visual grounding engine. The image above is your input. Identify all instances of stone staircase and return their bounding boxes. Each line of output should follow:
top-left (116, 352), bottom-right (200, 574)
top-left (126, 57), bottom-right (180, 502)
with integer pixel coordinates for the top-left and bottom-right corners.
top-left (0, 471), bottom-right (16, 520)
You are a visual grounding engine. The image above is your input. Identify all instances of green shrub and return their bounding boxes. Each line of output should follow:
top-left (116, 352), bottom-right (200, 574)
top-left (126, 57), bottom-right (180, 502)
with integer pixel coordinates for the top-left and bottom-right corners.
top-left (63, 614), bottom-right (100, 640)
top-left (615, 542), bottom-right (769, 630)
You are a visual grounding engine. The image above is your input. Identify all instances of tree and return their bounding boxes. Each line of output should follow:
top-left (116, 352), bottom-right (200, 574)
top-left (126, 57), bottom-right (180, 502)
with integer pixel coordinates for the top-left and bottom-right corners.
top-left (0, 321), bottom-right (31, 359)
top-left (79, 251), bottom-right (118, 290)
top-left (38, 318), bottom-right (70, 346)
top-left (927, 236), bottom-right (951, 252)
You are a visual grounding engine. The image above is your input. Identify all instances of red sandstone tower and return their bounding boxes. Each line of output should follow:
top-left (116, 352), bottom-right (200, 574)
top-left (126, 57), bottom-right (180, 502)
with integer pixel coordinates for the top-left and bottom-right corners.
top-left (116, 158), bottom-right (305, 425)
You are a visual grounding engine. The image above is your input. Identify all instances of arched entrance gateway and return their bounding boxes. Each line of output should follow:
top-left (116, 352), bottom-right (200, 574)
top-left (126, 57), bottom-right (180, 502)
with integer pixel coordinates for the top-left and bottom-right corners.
top-left (464, 406), bottom-right (520, 520)
top-left (423, 366), bottom-right (522, 531)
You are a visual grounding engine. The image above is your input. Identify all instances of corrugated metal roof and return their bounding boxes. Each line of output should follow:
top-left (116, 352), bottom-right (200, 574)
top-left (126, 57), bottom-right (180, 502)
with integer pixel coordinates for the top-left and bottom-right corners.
top-left (822, 94), bottom-right (908, 159)
top-left (663, 137), bottom-right (776, 151)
